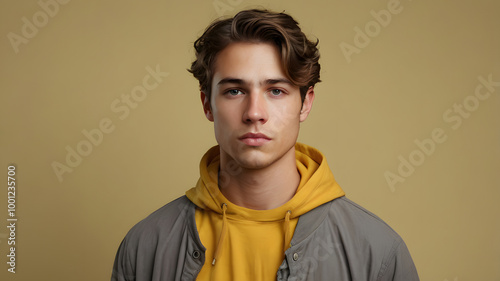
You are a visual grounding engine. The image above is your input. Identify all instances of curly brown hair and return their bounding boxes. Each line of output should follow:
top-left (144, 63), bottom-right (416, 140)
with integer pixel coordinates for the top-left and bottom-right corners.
top-left (188, 9), bottom-right (321, 104)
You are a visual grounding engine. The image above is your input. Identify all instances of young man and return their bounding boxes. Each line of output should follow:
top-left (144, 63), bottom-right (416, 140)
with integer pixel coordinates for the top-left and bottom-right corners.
top-left (111, 9), bottom-right (419, 281)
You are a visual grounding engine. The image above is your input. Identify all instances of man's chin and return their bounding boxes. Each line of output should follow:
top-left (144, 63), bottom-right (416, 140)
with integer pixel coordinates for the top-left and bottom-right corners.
top-left (232, 152), bottom-right (272, 170)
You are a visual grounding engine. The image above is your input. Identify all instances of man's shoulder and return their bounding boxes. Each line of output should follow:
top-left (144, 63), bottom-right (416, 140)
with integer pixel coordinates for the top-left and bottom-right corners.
top-left (123, 195), bottom-right (194, 243)
top-left (296, 196), bottom-right (403, 247)
top-left (330, 197), bottom-right (401, 238)
top-left (112, 196), bottom-right (198, 281)
top-left (327, 197), bottom-right (419, 279)
top-left (326, 196), bottom-right (403, 243)
top-left (291, 197), bottom-right (419, 280)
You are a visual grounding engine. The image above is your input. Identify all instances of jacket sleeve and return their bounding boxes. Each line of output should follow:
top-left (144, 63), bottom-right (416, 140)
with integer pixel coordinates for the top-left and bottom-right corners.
top-left (111, 238), bottom-right (136, 281)
top-left (378, 240), bottom-right (419, 281)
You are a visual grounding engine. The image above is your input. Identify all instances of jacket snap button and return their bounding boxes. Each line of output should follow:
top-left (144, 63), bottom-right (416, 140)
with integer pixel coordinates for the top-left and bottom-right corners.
top-left (292, 253), bottom-right (299, 261)
top-left (192, 250), bottom-right (201, 259)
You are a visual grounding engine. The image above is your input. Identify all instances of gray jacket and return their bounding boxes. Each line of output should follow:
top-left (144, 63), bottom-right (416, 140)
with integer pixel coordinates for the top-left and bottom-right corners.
top-left (111, 196), bottom-right (419, 280)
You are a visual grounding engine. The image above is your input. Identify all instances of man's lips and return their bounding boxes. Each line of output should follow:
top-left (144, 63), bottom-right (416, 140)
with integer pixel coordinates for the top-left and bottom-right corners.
top-left (239, 133), bottom-right (271, 140)
top-left (239, 133), bottom-right (271, 146)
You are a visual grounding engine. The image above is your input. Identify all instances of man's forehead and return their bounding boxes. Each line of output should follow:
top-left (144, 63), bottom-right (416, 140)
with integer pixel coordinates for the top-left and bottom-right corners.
top-left (211, 42), bottom-right (288, 83)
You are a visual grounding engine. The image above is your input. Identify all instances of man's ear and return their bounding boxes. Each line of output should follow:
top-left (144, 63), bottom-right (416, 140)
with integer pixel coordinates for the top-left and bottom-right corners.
top-left (200, 91), bottom-right (214, 122)
top-left (299, 86), bottom-right (315, 122)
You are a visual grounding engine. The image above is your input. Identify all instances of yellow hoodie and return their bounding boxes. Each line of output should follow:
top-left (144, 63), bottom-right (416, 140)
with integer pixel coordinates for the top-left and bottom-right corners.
top-left (186, 142), bottom-right (345, 281)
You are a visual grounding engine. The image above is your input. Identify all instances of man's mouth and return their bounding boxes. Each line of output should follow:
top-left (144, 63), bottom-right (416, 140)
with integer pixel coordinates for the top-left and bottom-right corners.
top-left (238, 133), bottom-right (271, 146)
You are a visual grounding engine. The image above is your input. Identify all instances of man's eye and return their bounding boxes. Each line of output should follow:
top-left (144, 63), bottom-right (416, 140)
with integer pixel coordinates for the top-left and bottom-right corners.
top-left (227, 89), bottom-right (242, 96)
top-left (270, 89), bottom-right (283, 96)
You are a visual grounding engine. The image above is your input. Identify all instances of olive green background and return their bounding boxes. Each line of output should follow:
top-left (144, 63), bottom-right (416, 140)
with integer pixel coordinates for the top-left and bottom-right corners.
top-left (1, 0), bottom-right (499, 280)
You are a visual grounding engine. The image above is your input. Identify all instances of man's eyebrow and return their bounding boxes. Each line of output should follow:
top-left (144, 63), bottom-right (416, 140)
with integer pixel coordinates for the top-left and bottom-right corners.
top-left (216, 77), bottom-right (294, 86)
top-left (263, 78), bottom-right (293, 86)
top-left (217, 78), bottom-right (245, 86)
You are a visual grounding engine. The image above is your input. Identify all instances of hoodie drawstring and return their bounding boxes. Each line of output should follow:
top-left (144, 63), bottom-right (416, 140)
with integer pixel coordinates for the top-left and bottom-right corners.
top-left (283, 210), bottom-right (292, 253)
top-left (212, 203), bottom-right (228, 265)
top-left (212, 205), bottom-right (292, 264)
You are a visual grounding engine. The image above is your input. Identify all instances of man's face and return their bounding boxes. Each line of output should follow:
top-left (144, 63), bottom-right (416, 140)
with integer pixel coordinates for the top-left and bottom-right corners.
top-left (201, 42), bottom-right (314, 170)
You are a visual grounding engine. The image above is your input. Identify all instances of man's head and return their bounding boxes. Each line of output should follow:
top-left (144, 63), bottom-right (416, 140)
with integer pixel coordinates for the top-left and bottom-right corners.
top-left (188, 9), bottom-right (321, 105)
top-left (189, 9), bottom-right (321, 170)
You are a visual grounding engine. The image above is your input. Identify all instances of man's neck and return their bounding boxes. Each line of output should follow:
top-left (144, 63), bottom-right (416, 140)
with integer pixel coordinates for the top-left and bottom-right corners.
top-left (218, 148), bottom-right (300, 210)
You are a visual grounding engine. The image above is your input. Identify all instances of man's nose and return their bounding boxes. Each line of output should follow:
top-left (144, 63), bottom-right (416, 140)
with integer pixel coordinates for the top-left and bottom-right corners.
top-left (242, 91), bottom-right (268, 124)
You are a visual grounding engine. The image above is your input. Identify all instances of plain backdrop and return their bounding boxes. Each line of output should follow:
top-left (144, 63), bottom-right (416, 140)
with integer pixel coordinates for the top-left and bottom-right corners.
top-left (1, 0), bottom-right (499, 280)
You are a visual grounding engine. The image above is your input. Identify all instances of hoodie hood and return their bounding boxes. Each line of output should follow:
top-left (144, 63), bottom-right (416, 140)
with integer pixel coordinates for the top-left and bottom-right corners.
top-left (186, 142), bottom-right (345, 220)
